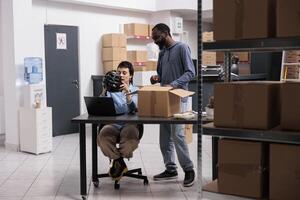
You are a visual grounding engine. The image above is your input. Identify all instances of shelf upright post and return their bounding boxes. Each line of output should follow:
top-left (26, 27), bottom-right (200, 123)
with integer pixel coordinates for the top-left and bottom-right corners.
top-left (224, 52), bottom-right (232, 82)
top-left (197, 0), bottom-right (203, 199)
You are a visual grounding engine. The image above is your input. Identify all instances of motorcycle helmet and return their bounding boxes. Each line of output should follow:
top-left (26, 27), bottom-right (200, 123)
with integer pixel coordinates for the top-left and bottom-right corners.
top-left (103, 70), bottom-right (122, 92)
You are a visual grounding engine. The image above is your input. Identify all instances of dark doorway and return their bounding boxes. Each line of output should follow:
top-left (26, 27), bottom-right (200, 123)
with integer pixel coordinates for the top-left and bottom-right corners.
top-left (44, 25), bottom-right (80, 136)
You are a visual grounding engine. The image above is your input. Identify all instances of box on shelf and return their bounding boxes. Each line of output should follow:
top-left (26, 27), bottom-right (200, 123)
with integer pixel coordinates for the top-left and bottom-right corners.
top-left (284, 50), bottom-right (300, 63)
top-left (277, 0), bottom-right (300, 37)
top-left (213, 0), bottom-right (276, 40)
top-left (202, 31), bottom-right (214, 42)
top-left (148, 24), bottom-right (154, 37)
top-left (238, 64), bottom-right (251, 76)
top-left (133, 66), bottom-right (147, 72)
top-left (102, 47), bottom-right (126, 61)
top-left (218, 139), bottom-right (267, 198)
top-left (138, 86), bottom-right (194, 117)
top-left (127, 51), bottom-right (148, 63)
top-left (216, 52), bottom-right (250, 63)
top-left (23, 83), bottom-right (47, 109)
top-left (19, 107), bottom-right (52, 155)
top-left (103, 60), bottom-right (121, 74)
top-left (283, 65), bottom-right (300, 79)
top-left (145, 61), bottom-right (157, 71)
top-left (281, 81), bottom-right (300, 131)
top-left (133, 71), bottom-right (157, 86)
top-left (214, 81), bottom-right (281, 129)
top-left (202, 52), bottom-right (217, 66)
top-left (124, 23), bottom-right (149, 37)
top-left (102, 33), bottom-right (126, 47)
top-left (270, 143), bottom-right (300, 200)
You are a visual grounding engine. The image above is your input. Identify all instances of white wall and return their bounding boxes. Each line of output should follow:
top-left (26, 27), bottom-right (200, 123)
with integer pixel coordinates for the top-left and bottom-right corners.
top-left (156, 0), bottom-right (196, 11)
top-left (32, 0), bottom-right (152, 113)
top-left (50, 0), bottom-right (156, 12)
top-left (183, 20), bottom-right (197, 59)
top-left (0, 0), bottom-right (4, 134)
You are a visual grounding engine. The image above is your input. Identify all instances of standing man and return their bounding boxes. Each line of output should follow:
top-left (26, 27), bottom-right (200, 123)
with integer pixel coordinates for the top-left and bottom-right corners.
top-left (150, 23), bottom-right (196, 187)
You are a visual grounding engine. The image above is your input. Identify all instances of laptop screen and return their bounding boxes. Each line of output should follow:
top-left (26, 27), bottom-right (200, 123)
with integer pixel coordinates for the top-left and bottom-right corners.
top-left (84, 96), bottom-right (119, 116)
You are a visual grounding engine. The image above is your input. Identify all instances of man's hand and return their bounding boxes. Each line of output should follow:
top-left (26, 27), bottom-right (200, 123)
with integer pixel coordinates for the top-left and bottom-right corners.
top-left (150, 75), bottom-right (160, 84)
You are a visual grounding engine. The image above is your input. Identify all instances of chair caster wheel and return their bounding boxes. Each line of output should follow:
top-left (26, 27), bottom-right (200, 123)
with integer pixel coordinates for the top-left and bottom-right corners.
top-left (93, 181), bottom-right (99, 187)
top-left (144, 179), bottom-right (149, 185)
top-left (114, 182), bottom-right (120, 189)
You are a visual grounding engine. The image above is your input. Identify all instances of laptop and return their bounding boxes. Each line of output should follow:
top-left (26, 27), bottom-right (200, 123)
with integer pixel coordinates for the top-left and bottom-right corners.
top-left (84, 96), bottom-right (120, 116)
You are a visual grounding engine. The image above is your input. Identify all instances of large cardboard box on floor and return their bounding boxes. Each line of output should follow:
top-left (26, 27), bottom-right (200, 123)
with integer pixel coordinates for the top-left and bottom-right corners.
top-left (127, 51), bottom-right (148, 63)
top-left (281, 81), bottom-right (300, 131)
top-left (218, 139), bottom-right (267, 198)
top-left (277, 0), bottom-right (300, 37)
top-left (124, 23), bottom-right (149, 37)
top-left (102, 33), bottom-right (126, 47)
top-left (138, 86), bottom-right (194, 117)
top-left (102, 47), bottom-right (126, 61)
top-left (213, 0), bottom-right (276, 40)
top-left (214, 81), bottom-right (281, 129)
top-left (270, 143), bottom-right (300, 200)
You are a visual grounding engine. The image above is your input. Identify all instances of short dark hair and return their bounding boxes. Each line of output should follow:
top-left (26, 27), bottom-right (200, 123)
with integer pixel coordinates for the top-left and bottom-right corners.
top-left (117, 61), bottom-right (134, 83)
top-left (152, 23), bottom-right (171, 36)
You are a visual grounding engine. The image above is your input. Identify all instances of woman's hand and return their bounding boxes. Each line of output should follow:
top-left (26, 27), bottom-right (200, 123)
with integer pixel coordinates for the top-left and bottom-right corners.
top-left (120, 81), bottom-right (130, 94)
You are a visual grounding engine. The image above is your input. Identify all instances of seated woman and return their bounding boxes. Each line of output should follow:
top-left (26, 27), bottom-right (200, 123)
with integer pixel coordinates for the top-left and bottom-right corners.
top-left (97, 61), bottom-right (139, 181)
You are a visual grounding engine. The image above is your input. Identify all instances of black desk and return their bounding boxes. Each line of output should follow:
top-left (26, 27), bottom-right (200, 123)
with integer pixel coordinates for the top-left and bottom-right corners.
top-left (71, 113), bottom-right (198, 200)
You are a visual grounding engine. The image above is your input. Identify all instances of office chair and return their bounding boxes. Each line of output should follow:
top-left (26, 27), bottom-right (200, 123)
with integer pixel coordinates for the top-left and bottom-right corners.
top-left (95, 124), bottom-right (149, 190)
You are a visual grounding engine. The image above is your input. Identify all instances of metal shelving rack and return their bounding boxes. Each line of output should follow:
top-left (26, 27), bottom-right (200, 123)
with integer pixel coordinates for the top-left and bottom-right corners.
top-left (202, 37), bottom-right (300, 138)
top-left (201, 33), bottom-right (300, 196)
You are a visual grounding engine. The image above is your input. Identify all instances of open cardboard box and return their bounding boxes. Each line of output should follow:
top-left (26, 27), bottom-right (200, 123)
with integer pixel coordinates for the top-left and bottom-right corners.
top-left (138, 86), bottom-right (194, 117)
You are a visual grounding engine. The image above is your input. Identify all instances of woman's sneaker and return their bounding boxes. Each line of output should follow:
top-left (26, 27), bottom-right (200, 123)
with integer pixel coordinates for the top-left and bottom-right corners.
top-left (153, 170), bottom-right (178, 181)
top-left (108, 157), bottom-right (128, 181)
top-left (183, 169), bottom-right (195, 187)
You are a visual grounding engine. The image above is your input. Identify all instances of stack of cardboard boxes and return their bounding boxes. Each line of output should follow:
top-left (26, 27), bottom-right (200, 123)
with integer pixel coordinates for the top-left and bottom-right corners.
top-left (123, 23), bottom-right (158, 85)
top-left (102, 33), bottom-right (127, 73)
top-left (213, 0), bottom-right (300, 41)
top-left (202, 32), bottom-right (250, 75)
top-left (211, 81), bottom-right (300, 199)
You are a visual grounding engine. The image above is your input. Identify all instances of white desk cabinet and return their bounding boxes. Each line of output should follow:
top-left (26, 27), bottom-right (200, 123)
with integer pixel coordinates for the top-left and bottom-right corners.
top-left (19, 107), bottom-right (52, 154)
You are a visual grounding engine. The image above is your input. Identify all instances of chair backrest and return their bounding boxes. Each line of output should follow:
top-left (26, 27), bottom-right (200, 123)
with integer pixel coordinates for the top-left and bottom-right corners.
top-left (137, 124), bottom-right (143, 140)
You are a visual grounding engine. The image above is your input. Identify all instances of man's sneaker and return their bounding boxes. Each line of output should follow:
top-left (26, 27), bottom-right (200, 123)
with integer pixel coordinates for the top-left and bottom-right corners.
top-left (108, 157), bottom-right (128, 181)
top-left (183, 169), bottom-right (195, 187)
top-left (153, 170), bottom-right (178, 181)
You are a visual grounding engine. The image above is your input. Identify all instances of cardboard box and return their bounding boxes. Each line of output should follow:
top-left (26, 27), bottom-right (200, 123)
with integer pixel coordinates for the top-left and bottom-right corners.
top-left (102, 33), bottom-right (126, 47)
top-left (133, 71), bottom-right (157, 86)
top-left (102, 47), bottom-right (126, 61)
top-left (213, 0), bottom-right (276, 40)
top-left (202, 32), bottom-right (214, 42)
top-left (202, 52), bottom-right (217, 66)
top-left (281, 81), bottom-right (300, 130)
top-left (138, 86), bottom-right (194, 117)
top-left (218, 139), bottom-right (267, 198)
top-left (214, 81), bottom-right (281, 129)
top-left (148, 24), bottom-right (154, 37)
top-left (124, 23), bottom-right (149, 37)
top-left (216, 52), bottom-right (250, 63)
top-left (238, 63), bottom-right (251, 76)
top-left (277, 0), bottom-right (300, 37)
top-left (102, 60), bottom-right (121, 73)
top-left (185, 124), bottom-right (193, 144)
top-left (127, 51), bottom-right (148, 63)
top-left (270, 143), bottom-right (300, 200)
top-left (145, 61), bottom-right (157, 71)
